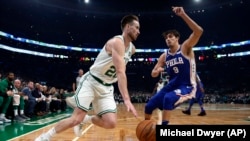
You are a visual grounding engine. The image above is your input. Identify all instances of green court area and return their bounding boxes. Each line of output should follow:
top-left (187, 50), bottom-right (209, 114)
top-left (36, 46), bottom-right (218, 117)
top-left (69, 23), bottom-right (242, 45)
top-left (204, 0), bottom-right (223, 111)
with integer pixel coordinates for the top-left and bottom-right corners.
top-left (1, 99), bottom-right (74, 141)
top-left (1, 108), bottom-right (73, 141)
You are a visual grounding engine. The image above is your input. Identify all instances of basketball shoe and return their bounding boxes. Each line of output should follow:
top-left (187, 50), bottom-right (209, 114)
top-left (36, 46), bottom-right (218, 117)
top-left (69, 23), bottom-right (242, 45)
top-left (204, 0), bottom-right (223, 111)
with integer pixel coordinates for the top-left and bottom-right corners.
top-left (74, 115), bottom-right (92, 137)
top-left (198, 111), bottom-right (206, 116)
top-left (182, 109), bottom-right (191, 115)
top-left (34, 133), bottom-right (51, 141)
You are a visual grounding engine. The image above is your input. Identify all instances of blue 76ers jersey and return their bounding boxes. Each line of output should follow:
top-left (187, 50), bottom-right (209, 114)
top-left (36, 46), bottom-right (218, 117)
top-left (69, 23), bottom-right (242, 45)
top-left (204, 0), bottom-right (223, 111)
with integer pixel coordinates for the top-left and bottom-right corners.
top-left (165, 46), bottom-right (196, 88)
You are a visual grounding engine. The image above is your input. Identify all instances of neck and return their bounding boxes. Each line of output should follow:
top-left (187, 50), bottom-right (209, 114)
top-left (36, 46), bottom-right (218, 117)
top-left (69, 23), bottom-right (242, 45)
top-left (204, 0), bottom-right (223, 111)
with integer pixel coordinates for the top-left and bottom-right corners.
top-left (169, 44), bottom-right (180, 53)
top-left (122, 34), bottom-right (131, 48)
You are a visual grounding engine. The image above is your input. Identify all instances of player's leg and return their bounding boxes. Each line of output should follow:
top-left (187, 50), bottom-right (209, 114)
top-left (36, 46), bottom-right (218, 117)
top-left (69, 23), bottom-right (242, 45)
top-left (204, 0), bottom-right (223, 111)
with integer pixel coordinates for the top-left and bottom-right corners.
top-left (182, 98), bottom-right (195, 115)
top-left (88, 90), bottom-right (117, 129)
top-left (35, 107), bottom-right (86, 141)
top-left (162, 91), bottom-right (180, 125)
top-left (36, 73), bottom-right (92, 140)
top-left (162, 86), bottom-right (195, 125)
top-left (144, 90), bottom-right (165, 120)
top-left (196, 91), bottom-right (206, 116)
top-left (197, 99), bottom-right (206, 116)
top-left (156, 109), bottom-right (162, 125)
top-left (74, 82), bottom-right (117, 136)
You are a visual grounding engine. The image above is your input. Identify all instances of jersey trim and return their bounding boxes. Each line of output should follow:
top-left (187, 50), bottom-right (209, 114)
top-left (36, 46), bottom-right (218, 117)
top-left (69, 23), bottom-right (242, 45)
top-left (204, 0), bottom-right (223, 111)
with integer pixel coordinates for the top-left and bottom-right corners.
top-left (89, 72), bottom-right (112, 86)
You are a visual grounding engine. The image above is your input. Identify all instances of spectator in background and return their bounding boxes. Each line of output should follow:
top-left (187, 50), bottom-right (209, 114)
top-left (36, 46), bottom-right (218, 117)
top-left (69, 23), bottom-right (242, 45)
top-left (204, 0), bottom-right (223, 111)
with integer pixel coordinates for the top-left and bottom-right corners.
top-left (59, 88), bottom-right (67, 111)
top-left (32, 83), bottom-right (47, 116)
top-left (22, 81), bottom-right (36, 118)
top-left (0, 72), bottom-right (15, 123)
top-left (12, 79), bottom-right (30, 122)
top-left (42, 85), bottom-right (52, 113)
top-left (72, 69), bottom-right (84, 93)
top-left (49, 87), bottom-right (61, 113)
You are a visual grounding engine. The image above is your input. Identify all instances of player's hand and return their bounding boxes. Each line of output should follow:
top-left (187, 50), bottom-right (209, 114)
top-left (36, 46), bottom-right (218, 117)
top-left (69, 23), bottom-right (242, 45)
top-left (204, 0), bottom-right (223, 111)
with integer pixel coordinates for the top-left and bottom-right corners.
top-left (124, 99), bottom-right (138, 117)
top-left (172, 6), bottom-right (185, 16)
top-left (7, 90), bottom-right (14, 96)
top-left (157, 67), bottom-right (164, 73)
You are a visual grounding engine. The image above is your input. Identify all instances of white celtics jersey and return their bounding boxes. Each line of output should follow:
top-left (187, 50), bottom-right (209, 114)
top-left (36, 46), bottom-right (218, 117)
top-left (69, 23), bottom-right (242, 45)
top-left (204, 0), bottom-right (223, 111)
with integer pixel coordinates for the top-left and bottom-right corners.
top-left (89, 35), bottom-right (134, 84)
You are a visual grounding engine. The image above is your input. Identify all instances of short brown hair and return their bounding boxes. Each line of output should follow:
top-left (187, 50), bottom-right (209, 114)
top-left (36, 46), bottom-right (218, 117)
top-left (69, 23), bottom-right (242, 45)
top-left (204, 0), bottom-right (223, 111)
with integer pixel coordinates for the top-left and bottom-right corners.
top-left (121, 14), bottom-right (139, 30)
top-left (162, 29), bottom-right (180, 39)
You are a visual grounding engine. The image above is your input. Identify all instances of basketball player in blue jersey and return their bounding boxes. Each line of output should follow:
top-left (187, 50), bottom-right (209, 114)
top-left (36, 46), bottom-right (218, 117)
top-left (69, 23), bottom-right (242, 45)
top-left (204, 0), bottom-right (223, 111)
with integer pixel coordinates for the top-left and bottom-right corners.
top-left (144, 6), bottom-right (203, 125)
top-left (35, 14), bottom-right (140, 141)
top-left (182, 74), bottom-right (206, 116)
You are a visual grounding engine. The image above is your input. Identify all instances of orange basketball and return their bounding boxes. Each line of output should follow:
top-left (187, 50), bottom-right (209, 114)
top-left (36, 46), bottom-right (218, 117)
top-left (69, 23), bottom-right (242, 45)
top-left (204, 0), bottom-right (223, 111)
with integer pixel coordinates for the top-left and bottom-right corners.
top-left (136, 120), bottom-right (156, 141)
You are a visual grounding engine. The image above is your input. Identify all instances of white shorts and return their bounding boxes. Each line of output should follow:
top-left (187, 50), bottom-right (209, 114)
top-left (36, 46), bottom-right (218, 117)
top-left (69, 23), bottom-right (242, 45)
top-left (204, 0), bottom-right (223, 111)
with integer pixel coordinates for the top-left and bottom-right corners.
top-left (67, 72), bottom-right (117, 116)
top-left (13, 94), bottom-right (20, 105)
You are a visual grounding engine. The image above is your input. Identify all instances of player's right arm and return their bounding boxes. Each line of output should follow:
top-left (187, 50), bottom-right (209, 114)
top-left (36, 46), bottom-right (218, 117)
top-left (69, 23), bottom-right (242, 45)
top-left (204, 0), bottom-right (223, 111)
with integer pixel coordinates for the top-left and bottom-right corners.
top-left (151, 52), bottom-right (166, 78)
top-left (107, 38), bottom-right (138, 117)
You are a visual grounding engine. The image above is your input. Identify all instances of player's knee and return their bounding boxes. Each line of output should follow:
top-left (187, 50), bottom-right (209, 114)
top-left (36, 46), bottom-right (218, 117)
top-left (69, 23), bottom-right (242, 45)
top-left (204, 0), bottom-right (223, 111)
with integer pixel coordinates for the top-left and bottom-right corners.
top-left (163, 94), bottom-right (175, 110)
top-left (104, 119), bottom-right (117, 129)
top-left (144, 102), bottom-right (154, 114)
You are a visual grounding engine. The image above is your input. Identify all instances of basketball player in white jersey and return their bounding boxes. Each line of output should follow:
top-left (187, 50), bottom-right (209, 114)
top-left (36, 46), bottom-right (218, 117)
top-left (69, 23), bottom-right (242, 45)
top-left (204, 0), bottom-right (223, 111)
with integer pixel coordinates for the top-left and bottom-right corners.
top-left (35, 14), bottom-right (140, 141)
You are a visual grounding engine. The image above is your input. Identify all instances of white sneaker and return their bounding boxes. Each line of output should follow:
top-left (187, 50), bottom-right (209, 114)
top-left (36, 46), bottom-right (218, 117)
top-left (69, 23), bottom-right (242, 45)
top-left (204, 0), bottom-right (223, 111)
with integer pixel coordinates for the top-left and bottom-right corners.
top-left (35, 133), bottom-right (51, 141)
top-left (73, 115), bottom-right (92, 137)
top-left (74, 123), bottom-right (83, 137)
top-left (0, 117), bottom-right (11, 123)
top-left (0, 121), bottom-right (3, 124)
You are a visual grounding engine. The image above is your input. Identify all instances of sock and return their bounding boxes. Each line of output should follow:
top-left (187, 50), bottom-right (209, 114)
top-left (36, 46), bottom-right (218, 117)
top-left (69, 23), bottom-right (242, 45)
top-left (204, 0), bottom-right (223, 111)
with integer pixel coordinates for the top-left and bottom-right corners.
top-left (200, 107), bottom-right (204, 112)
top-left (14, 109), bottom-right (18, 116)
top-left (48, 127), bottom-right (56, 137)
top-left (20, 110), bottom-right (24, 115)
top-left (162, 121), bottom-right (169, 125)
top-left (83, 115), bottom-right (93, 124)
top-left (0, 113), bottom-right (5, 118)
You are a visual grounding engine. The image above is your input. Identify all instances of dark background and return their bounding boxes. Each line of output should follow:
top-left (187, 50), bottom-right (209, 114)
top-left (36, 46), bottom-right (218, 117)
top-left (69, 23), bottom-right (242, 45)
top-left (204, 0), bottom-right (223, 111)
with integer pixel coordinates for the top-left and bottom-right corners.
top-left (0, 0), bottom-right (249, 94)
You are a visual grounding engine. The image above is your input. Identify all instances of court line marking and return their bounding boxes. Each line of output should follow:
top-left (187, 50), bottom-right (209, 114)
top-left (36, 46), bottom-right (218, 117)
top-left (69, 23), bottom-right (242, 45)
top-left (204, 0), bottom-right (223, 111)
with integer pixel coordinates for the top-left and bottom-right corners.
top-left (72, 124), bottom-right (94, 141)
top-left (7, 122), bottom-right (58, 141)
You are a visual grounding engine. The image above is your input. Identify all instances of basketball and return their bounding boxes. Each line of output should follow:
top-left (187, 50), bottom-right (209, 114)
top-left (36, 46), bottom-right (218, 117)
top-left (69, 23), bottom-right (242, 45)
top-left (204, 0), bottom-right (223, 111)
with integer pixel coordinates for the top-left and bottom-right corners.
top-left (136, 120), bottom-right (156, 141)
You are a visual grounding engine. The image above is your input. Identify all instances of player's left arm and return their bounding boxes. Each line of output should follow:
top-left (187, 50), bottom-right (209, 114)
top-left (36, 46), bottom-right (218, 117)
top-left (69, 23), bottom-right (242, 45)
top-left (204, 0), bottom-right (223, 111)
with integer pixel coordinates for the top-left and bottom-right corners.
top-left (173, 6), bottom-right (203, 56)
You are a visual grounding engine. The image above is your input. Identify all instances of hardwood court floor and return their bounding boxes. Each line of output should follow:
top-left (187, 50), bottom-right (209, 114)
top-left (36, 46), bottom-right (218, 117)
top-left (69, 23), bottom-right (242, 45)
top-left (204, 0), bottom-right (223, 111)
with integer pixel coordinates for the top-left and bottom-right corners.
top-left (7, 103), bottom-right (250, 141)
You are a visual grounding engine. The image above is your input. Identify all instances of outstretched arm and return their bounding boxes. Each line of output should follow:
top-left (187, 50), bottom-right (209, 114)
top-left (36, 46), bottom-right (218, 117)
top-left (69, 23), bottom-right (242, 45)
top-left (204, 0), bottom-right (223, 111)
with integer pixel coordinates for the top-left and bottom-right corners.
top-left (172, 6), bottom-right (203, 55)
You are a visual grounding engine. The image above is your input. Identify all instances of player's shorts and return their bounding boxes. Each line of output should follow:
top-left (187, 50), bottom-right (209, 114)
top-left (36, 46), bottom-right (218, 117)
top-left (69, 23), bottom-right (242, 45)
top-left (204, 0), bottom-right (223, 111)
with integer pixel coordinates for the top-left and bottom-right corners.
top-left (147, 84), bottom-right (196, 111)
top-left (66, 72), bottom-right (117, 116)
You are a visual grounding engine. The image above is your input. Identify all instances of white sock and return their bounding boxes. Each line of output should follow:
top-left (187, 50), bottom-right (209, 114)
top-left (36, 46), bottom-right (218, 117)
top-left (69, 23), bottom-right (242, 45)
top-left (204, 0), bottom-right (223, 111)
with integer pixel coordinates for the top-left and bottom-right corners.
top-left (157, 109), bottom-right (162, 125)
top-left (14, 110), bottom-right (18, 116)
top-left (0, 113), bottom-right (5, 118)
top-left (48, 127), bottom-right (56, 137)
top-left (83, 115), bottom-right (93, 124)
top-left (20, 110), bottom-right (24, 115)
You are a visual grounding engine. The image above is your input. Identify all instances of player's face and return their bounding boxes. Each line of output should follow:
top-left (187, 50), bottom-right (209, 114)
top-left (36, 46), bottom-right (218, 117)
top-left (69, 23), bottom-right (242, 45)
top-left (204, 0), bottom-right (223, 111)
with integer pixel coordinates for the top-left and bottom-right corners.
top-left (165, 33), bottom-right (178, 48)
top-left (128, 20), bottom-right (140, 41)
top-left (8, 73), bottom-right (15, 81)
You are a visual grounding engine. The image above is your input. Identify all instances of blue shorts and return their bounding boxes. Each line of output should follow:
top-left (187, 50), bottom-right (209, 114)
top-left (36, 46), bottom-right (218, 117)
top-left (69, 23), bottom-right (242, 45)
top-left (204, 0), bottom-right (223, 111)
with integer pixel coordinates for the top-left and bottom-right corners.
top-left (145, 84), bottom-right (195, 114)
